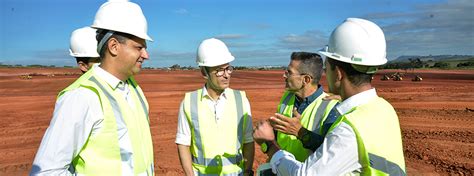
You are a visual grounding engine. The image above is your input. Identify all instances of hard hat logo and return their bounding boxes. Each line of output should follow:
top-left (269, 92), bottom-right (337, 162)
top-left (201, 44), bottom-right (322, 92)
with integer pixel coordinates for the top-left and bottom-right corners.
top-left (69, 27), bottom-right (100, 58)
top-left (91, 1), bottom-right (152, 41)
top-left (319, 18), bottom-right (388, 69)
top-left (351, 56), bottom-right (363, 62)
top-left (196, 38), bottom-right (235, 67)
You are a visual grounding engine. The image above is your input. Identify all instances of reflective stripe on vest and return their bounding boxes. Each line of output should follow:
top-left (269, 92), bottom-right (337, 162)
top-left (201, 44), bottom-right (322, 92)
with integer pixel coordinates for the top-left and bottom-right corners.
top-left (312, 99), bottom-right (331, 134)
top-left (129, 79), bottom-right (149, 122)
top-left (189, 89), bottom-right (244, 167)
top-left (369, 153), bottom-right (406, 175)
top-left (278, 92), bottom-right (294, 114)
top-left (89, 76), bottom-right (129, 163)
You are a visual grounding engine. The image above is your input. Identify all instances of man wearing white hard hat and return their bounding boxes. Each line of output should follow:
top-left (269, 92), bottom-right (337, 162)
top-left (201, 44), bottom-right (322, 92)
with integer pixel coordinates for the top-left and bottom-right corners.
top-left (69, 26), bottom-right (101, 73)
top-left (31, 1), bottom-right (154, 175)
top-left (176, 38), bottom-right (255, 175)
top-left (253, 18), bottom-right (406, 175)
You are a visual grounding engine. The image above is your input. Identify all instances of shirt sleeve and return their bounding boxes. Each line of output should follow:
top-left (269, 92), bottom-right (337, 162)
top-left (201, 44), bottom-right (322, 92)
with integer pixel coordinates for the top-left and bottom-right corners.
top-left (31, 88), bottom-right (103, 176)
top-left (243, 96), bottom-right (254, 144)
top-left (175, 100), bottom-right (191, 146)
top-left (270, 122), bottom-right (361, 175)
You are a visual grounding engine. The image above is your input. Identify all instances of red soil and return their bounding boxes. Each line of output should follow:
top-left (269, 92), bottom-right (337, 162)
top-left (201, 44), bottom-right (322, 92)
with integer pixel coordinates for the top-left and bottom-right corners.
top-left (0, 68), bottom-right (473, 175)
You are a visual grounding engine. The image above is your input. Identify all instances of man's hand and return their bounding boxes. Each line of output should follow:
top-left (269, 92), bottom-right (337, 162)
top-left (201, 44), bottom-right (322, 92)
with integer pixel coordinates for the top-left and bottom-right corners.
top-left (253, 120), bottom-right (275, 145)
top-left (269, 108), bottom-right (302, 136)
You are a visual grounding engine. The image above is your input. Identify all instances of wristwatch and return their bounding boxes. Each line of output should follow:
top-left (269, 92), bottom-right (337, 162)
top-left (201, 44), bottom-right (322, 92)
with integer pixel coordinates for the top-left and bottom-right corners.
top-left (260, 141), bottom-right (273, 153)
top-left (300, 130), bottom-right (312, 144)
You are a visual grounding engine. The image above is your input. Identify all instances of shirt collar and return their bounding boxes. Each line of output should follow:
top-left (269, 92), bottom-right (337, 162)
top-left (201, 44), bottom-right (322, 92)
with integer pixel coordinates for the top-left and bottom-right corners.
top-left (295, 85), bottom-right (324, 104)
top-left (94, 64), bottom-right (127, 90)
top-left (201, 85), bottom-right (228, 101)
top-left (336, 88), bottom-right (378, 115)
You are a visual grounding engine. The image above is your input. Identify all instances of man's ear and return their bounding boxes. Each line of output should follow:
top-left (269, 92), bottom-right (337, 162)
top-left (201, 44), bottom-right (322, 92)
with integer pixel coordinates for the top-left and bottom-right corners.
top-left (335, 65), bottom-right (344, 81)
top-left (107, 38), bottom-right (120, 56)
top-left (303, 75), bottom-right (312, 85)
top-left (200, 67), bottom-right (209, 80)
top-left (77, 61), bottom-right (89, 73)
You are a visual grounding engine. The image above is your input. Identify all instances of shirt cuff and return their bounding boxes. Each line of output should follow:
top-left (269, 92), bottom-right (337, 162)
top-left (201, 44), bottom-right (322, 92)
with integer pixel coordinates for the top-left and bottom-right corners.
top-left (175, 133), bottom-right (191, 146)
top-left (270, 150), bottom-right (295, 174)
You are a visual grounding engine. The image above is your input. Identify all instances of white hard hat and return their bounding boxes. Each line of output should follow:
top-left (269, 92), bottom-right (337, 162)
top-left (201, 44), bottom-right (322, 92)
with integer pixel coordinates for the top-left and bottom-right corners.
top-left (69, 27), bottom-right (100, 58)
top-left (91, 0), bottom-right (152, 41)
top-left (319, 18), bottom-right (387, 66)
top-left (196, 38), bottom-right (235, 67)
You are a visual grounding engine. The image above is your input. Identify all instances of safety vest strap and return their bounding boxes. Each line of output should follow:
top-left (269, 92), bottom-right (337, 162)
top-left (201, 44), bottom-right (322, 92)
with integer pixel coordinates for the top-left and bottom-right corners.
top-left (233, 90), bottom-right (245, 151)
top-left (279, 92), bottom-right (294, 114)
top-left (368, 153), bottom-right (406, 176)
top-left (192, 154), bottom-right (243, 167)
top-left (88, 76), bottom-right (128, 162)
top-left (310, 99), bottom-right (331, 133)
top-left (128, 78), bottom-right (149, 122)
top-left (189, 90), bottom-right (203, 157)
top-left (189, 89), bottom-right (245, 166)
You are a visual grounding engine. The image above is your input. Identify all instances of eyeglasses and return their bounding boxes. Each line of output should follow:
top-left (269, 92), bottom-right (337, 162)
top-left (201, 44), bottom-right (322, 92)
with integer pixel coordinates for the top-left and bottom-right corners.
top-left (283, 70), bottom-right (313, 79)
top-left (214, 66), bottom-right (234, 77)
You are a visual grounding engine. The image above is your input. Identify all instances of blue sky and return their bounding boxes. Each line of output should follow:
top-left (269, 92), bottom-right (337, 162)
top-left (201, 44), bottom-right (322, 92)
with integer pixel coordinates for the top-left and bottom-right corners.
top-left (1, 0), bottom-right (473, 67)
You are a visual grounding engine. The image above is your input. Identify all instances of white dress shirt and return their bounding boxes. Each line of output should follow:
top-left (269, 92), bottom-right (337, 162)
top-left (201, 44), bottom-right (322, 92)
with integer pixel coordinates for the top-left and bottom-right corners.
top-left (175, 86), bottom-right (254, 146)
top-left (31, 65), bottom-right (137, 175)
top-left (270, 88), bottom-right (379, 175)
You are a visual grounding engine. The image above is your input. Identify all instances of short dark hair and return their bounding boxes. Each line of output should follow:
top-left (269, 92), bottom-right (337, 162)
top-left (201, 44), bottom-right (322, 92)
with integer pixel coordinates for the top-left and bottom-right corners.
top-left (290, 52), bottom-right (323, 85)
top-left (75, 57), bottom-right (92, 64)
top-left (96, 29), bottom-right (134, 58)
top-left (327, 58), bottom-right (373, 86)
top-left (200, 66), bottom-right (208, 77)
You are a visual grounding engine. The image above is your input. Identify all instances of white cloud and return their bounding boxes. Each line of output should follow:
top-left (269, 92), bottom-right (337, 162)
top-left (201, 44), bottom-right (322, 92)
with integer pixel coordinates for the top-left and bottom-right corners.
top-left (278, 30), bottom-right (328, 51)
top-left (366, 0), bottom-right (474, 59)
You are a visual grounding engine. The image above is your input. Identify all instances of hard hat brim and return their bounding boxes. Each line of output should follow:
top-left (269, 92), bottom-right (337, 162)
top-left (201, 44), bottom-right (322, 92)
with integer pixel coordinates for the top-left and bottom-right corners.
top-left (197, 56), bottom-right (235, 67)
top-left (69, 49), bottom-right (100, 58)
top-left (91, 26), bottom-right (153, 42)
top-left (318, 50), bottom-right (387, 66)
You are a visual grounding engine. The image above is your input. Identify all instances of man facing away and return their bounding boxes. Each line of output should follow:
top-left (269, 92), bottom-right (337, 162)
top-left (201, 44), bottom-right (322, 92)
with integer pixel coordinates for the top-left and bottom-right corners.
top-left (31, 1), bottom-right (155, 175)
top-left (253, 18), bottom-right (406, 175)
top-left (176, 38), bottom-right (255, 176)
top-left (69, 26), bottom-right (100, 73)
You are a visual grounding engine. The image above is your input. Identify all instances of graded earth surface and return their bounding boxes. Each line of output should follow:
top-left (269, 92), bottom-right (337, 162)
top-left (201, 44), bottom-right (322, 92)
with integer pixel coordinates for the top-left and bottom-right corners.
top-left (0, 68), bottom-right (473, 175)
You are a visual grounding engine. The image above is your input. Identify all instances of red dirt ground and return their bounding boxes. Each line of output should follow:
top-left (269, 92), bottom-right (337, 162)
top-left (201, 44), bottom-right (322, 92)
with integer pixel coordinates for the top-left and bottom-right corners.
top-left (0, 68), bottom-right (473, 175)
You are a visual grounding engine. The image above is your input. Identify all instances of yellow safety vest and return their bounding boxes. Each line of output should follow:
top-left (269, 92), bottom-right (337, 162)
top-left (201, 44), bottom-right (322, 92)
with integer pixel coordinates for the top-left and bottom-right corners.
top-left (276, 90), bottom-right (338, 161)
top-left (59, 67), bottom-right (154, 175)
top-left (328, 97), bottom-right (406, 175)
top-left (183, 88), bottom-right (249, 175)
